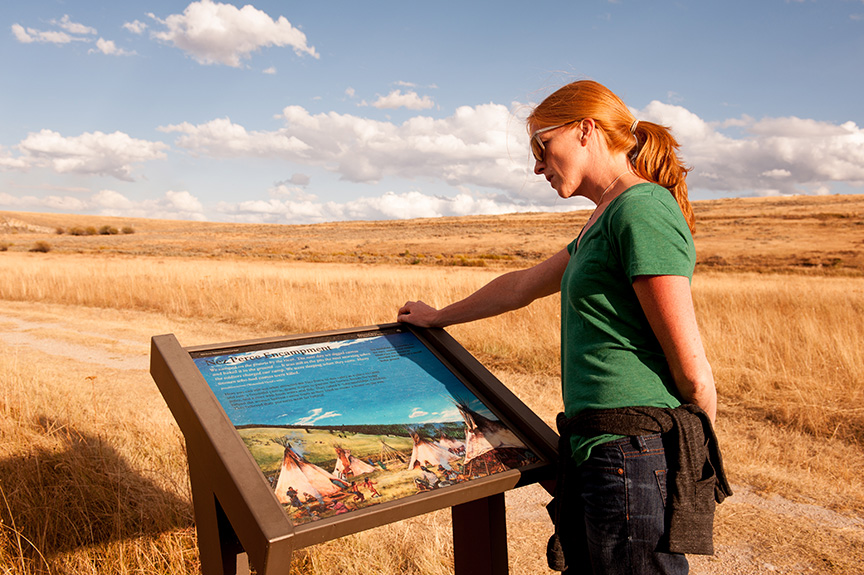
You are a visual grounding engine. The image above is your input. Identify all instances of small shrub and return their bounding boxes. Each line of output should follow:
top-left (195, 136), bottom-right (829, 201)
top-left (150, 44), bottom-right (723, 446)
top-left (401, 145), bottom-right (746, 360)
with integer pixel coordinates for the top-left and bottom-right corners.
top-left (55, 227), bottom-right (65, 235)
top-left (0, 242), bottom-right (9, 252)
top-left (69, 227), bottom-right (86, 236)
top-left (121, 226), bottom-right (135, 234)
top-left (84, 226), bottom-right (98, 236)
top-left (99, 225), bottom-right (119, 235)
top-left (29, 241), bottom-right (52, 253)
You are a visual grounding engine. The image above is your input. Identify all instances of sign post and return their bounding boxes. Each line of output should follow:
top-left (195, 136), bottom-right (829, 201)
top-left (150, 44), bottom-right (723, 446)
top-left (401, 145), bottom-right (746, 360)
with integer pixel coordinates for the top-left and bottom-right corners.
top-left (150, 324), bottom-right (558, 574)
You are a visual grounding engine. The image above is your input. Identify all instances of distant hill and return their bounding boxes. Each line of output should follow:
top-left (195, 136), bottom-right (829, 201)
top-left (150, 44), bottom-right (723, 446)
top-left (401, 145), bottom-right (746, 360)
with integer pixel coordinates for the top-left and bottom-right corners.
top-left (2, 193), bottom-right (862, 273)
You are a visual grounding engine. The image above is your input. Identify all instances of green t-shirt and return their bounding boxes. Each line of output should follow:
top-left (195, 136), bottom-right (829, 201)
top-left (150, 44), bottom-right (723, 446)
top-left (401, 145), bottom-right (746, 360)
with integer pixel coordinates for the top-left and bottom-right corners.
top-left (561, 183), bottom-right (696, 465)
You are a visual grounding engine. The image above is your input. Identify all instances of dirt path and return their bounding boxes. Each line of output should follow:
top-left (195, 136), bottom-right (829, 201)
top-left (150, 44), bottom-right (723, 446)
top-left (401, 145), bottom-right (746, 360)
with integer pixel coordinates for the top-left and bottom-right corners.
top-left (2, 300), bottom-right (862, 574)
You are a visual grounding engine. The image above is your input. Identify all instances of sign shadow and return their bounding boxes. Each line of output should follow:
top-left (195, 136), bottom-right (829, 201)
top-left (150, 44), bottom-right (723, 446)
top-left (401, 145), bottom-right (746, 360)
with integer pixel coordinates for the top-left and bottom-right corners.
top-left (0, 415), bottom-right (193, 560)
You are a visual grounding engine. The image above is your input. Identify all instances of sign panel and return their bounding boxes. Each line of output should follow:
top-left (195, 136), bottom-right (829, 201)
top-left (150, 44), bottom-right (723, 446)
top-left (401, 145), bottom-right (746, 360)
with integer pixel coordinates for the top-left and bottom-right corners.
top-left (189, 325), bottom-right (542, 526)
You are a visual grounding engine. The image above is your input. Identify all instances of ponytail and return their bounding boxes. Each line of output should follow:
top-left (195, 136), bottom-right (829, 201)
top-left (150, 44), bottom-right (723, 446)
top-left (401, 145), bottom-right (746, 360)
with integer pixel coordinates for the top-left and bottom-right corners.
top-left (630, 121), bottom-right (695, 233)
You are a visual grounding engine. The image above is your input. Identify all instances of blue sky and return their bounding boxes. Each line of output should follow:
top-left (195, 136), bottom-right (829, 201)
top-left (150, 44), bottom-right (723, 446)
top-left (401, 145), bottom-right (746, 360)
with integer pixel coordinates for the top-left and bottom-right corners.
top-left (2, 0), bottom-right (863, 224)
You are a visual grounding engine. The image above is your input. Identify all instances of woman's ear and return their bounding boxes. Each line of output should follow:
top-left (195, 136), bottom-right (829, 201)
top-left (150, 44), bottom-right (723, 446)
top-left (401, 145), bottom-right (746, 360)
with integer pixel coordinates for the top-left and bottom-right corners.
top-left (578, 118), bottom-right (596, 145)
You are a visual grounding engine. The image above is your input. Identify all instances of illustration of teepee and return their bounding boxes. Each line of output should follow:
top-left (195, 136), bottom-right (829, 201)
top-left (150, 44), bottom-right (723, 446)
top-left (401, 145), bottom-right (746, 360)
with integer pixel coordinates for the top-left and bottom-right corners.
top-left (455, 401), bottom-right (533, 475)
top-left (436, 434), bottom-right (465, 454)
top-left (332, 444), bottom-right (376, 479)
top-left (273, 439), bottom-right (348, 505)
top-left (379, 439), bottom-right (408, 466)
top-left (407, 431), bottom-right (460, 470)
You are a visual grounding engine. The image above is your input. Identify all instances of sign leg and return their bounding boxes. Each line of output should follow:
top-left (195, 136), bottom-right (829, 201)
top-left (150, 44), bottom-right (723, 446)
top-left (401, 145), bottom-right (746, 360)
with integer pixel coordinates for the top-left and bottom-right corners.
top-left (188, 455), bottom-right (250, 575)
top-left (452, 493), bottom-right (508, 575)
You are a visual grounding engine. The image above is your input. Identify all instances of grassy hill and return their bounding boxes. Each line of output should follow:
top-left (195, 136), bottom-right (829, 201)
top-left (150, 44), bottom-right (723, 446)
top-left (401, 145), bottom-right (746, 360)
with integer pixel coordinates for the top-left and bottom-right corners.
top-left (3, 193), bottom-right (863, 273)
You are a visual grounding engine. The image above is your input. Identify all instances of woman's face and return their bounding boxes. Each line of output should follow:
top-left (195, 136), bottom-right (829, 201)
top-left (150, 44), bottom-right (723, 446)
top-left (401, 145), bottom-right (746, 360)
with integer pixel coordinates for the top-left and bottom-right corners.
top-left (531, 122), bottom-right (590, 199)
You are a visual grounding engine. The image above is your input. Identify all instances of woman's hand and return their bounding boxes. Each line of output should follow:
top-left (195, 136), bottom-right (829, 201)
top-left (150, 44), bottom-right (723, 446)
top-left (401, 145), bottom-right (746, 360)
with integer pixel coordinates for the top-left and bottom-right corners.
top-left (397, 300), bottom-right (442, 328)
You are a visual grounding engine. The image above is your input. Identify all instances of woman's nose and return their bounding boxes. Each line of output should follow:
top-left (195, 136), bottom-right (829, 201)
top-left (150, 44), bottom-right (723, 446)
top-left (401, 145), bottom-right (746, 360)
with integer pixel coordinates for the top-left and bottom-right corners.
top-left (533, 159), bottom-right (544, 175)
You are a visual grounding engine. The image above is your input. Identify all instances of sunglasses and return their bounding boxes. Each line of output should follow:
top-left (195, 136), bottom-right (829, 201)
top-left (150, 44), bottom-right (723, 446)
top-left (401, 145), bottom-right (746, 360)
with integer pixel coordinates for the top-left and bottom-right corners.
top-left (530, 121), bottom-right (577, 162)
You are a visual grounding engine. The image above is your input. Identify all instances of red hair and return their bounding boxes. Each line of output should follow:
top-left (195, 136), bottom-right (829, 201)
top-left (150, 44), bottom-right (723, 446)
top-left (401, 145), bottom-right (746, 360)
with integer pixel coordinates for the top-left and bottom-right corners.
top-left (528, 80), bottom-right (694, 232)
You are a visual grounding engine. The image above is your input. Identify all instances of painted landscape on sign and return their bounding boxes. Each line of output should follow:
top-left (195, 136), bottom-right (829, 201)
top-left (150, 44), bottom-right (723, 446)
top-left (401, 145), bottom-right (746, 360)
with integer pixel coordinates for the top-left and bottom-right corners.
top-left (192, 329), bottom-right (540, 525)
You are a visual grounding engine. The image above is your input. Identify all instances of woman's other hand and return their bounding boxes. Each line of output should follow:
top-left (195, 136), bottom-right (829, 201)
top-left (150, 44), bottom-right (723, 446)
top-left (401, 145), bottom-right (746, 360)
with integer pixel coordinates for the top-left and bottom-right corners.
top-left (397, 300), bottom-right (442, 327)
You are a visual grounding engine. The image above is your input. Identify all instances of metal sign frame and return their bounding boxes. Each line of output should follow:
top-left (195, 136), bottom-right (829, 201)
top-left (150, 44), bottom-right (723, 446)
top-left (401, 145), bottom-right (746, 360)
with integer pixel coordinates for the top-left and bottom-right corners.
top-left (150, 323), bottom-right (558, 575)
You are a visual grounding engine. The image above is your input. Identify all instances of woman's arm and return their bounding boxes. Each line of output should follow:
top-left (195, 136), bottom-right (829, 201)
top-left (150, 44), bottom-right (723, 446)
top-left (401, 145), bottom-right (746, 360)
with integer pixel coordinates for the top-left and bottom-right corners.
top-left (632, 275), bottom-right (717, 423)
top-left (397, 247), bottom-right (570, 328)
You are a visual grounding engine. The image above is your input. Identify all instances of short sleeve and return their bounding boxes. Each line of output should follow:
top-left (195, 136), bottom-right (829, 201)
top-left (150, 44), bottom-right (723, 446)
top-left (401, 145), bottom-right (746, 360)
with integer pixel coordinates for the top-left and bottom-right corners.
top-left (606, 189), bottom-right (695, 282)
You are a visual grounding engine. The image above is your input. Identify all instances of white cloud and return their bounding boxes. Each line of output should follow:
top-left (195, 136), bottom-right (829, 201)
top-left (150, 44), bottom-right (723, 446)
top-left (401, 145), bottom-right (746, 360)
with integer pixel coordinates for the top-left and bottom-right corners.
top-left (13, 16), bottom-right (134, 57)
top-left (13, 96), bottom-right (861, 224)
top-left (166, 190), bottom-right (204, 213)
top-left (365, 90), bottom-right (435, 110)
top-left (748, 116), bottom-right (851, 138)
top-left (92, 189), bottom-right (205, 220)
top-left (294, 408), bottom-right (341, 426)
top-left (54, 15), bottom-right (97, 36)
top-left (12, 15), bottom-right (98, 45)
top-left (0, 189), bottom-right (207, 221)
top-left (123, 20), bottom-right (148, 35)
top-left (0, 191), bottom-right (88, 211)
top-left (409, 408), bottom-right (429, 419)
top-left (11, 129), bottom-right (168, 180)
top-left (92, 189), bottom-right (136, 210)
top-left (286, 173), bottom-right (310, 186)
top-left (164, 102), bottom-right (540, 199)
top-left (12, 24), bottom-right (75, 45)
top-left (262, 66), bottom-right (277, 75)
top-left (215, 189), bottom-right (585, 225)
top-left (634, 101), bottom-right (864, 195)
top-left (90, 38), bottom-right (135, 56)
top-left (761, 169), bottom-right (792, 179)
top-left (268, 175), bottom-right (313, 200)
top-left (148, 0), bottom-right (318, 67)
top-left (269, 184), bottom-right (316, 201)
top-left (192, 101), bottom-right (864, 223)
top-left (93, 189), bottom-right (206, 220)
top-left (159, 117), bottom-right (310, 156)
top-left (0, 146), bottom-right (28, 170)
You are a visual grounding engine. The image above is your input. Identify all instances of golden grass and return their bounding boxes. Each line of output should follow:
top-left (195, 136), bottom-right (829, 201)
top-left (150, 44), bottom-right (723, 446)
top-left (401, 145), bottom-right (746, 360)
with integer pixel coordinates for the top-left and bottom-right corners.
top-left (0, 350), bottom-right (197, 574)
top-left (2, 200), bottom-right (864, 573)
top-left (0, 253), bottom-right (561, 375)
top-left (697, 273), bottom-right (864, 443)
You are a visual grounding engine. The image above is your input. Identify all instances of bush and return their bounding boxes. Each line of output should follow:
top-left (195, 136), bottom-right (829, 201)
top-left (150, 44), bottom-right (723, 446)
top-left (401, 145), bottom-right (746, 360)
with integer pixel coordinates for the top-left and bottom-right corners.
top-left (55, 227), bottom-right (65, 235)
top-left (68, 224), bottom-right (131, 235)
top-left (0, 242), bottom-right (9, 252)
top-left (29, 241), bottom-right (52, 253)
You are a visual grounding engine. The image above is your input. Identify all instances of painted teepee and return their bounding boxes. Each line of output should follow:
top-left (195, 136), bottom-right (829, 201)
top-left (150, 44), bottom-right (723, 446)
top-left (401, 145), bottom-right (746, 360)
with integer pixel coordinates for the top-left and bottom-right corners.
top-left (273, 440), bottom-right (348, 505)
top-left (455, 402), bottom-right (527, 470)
top-left (436, 435), bottom-right (465, 454)
top-left (407, 431), bottom-right (459, 470)
top-left (379, 439), bottom-right (408, 465)
top-left (332, 445), bottom-right (376, 479)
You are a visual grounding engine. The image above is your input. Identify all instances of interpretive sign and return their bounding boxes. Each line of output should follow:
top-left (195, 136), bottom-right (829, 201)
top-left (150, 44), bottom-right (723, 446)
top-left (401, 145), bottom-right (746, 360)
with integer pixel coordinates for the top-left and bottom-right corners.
top-left (150, 324), bottom-right (558, 575)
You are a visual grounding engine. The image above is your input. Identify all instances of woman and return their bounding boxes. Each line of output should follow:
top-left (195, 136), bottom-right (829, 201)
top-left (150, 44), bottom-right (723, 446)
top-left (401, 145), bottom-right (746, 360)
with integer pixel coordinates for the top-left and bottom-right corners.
top-left (397, 80), bottom-right (728, 574)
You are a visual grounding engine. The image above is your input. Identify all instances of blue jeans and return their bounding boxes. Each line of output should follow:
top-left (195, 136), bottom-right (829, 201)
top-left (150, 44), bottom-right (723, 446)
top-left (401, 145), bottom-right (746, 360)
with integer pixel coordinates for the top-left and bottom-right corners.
top-left (557, 434), bottom-right (688, 575)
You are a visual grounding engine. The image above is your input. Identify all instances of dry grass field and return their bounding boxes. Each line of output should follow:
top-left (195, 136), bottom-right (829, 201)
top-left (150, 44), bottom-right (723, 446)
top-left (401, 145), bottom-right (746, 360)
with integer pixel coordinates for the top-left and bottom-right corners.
top-left (1, 194), bottom-right (863, 574)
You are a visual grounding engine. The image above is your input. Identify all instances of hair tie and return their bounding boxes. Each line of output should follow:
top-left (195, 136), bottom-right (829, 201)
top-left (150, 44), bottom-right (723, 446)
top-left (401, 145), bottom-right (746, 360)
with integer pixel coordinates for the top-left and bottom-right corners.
top-left (630, 119), bottom-right (639, 134)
